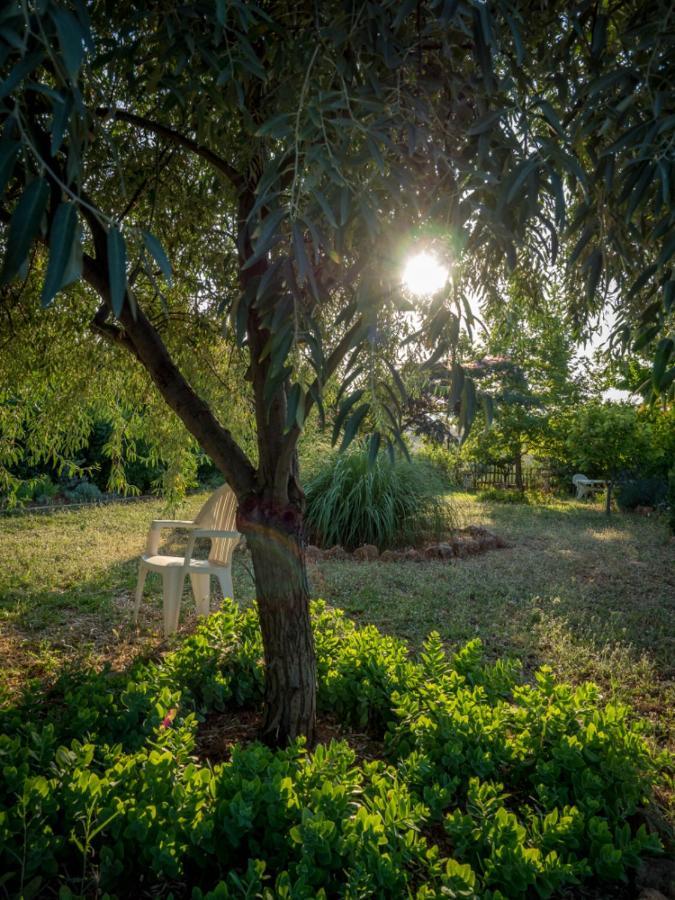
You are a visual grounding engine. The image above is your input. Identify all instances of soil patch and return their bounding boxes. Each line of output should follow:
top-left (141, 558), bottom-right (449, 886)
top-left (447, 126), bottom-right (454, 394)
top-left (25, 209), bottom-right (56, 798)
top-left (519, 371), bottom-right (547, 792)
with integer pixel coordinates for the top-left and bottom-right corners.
top-left (195, 707), bottom-right (384, 764)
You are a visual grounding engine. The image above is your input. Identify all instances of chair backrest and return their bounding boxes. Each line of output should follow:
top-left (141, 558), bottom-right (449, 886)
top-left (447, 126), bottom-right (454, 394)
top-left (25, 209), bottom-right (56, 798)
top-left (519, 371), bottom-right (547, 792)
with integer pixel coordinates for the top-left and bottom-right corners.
top-left (572, 473), bottom-right (587, 485)
top-left (195, 484), bottom-right (239, 566)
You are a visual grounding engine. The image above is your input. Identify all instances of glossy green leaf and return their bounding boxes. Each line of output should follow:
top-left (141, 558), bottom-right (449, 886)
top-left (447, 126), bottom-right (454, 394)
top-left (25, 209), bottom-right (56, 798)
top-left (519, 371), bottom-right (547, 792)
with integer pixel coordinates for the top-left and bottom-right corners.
top-left (652, 338), bottom-right (673, 388)
top-left (0, 139), bottom-right (19, 195)
top-left (106, 225), bottom-right (127, 317)
top-left (367, 431), bottom-right (381, 469)
top-left (332, 388), bottom-right (365, 445)
top-left (584, 249), bottom-right (603, 302)
top-left (0, 178), bottom-right (49, 285)
top-left (340, 404), bottom-right (370, 451)
top-left (51, 9), bottom-right (86, 78)
top-left (41, 202), bottom-right (78, 307)
top-left (142, 230), bottom-right (173, 285)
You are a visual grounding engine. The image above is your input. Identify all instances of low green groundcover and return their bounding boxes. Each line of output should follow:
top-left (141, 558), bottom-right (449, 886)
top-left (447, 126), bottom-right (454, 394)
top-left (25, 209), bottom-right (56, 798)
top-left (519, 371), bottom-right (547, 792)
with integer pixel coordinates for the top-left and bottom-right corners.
top-left (0, 601), bottom-right (664, 898)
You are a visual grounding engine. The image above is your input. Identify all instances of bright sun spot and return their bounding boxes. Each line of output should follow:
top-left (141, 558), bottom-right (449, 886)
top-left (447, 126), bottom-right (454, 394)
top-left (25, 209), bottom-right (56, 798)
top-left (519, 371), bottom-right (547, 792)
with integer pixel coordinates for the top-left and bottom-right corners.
top-left (402, 252), bottom-right (449, 296)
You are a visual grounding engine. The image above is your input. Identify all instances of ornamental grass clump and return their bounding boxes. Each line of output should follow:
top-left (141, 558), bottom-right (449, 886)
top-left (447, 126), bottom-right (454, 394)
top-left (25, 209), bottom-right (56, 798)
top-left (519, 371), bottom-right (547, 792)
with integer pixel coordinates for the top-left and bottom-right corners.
top-left (304, 448), bottom-right (455, 550)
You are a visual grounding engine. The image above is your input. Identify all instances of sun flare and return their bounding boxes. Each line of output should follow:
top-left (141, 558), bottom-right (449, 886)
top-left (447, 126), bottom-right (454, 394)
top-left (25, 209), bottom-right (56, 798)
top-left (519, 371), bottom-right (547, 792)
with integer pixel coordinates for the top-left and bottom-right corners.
top-left (402, 252), bottom-right (449, 296)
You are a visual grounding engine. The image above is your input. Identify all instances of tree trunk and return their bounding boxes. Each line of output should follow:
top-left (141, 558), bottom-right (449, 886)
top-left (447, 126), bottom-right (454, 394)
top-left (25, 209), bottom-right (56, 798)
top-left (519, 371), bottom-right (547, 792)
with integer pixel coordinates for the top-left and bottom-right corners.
top-left (605, 480), bottom-right (613, 516)
top-left (237, 496), bottom-right (317, 747)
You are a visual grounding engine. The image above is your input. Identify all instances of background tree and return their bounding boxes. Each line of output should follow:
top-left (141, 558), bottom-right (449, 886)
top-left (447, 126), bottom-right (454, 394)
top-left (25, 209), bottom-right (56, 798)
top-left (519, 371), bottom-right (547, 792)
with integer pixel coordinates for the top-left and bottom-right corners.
top-left (1, 0), bottom-right (674, 744)
top-left (561, 401), bottom-right (657, 513)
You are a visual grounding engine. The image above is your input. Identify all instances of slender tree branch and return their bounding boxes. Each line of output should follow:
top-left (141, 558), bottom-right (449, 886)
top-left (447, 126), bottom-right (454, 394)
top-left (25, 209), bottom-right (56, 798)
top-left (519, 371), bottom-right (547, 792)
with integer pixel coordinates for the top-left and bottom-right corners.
top-left (96, 108), bottom-right (244, 190)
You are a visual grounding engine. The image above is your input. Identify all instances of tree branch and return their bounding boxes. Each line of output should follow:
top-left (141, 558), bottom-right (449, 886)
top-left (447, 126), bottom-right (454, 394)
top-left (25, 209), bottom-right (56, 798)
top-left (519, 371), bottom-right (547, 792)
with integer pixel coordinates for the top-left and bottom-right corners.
top-left (96, 107), bottom-right (244, 191)
top-left (78, 204), bottom-right (256, 496)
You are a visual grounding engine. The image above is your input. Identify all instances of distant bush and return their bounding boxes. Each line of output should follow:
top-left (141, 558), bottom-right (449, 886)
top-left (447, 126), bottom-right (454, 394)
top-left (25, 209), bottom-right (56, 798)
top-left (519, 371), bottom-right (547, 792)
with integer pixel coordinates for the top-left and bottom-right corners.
top-left (414, 442), bottom-right (461, 487)
top-left (0, 603), bottom-right (663, 898)
top-left (616, 477), bottom-right (668, 512)
top-left (67, 481), bottom-right (104, 502)
top-left (304, 448), bottom-right (455, 550)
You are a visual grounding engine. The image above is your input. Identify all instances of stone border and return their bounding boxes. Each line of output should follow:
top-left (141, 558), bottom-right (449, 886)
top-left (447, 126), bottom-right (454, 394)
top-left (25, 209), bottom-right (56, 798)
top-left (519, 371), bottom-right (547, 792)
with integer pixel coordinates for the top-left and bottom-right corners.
top-left (306, 526), bottom-right (509, 563)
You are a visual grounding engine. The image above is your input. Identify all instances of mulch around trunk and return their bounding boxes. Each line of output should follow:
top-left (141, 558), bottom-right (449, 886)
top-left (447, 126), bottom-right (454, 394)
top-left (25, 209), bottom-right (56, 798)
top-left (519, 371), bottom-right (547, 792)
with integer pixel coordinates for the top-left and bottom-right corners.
top-left (195, 707), bottom-right (384, 764)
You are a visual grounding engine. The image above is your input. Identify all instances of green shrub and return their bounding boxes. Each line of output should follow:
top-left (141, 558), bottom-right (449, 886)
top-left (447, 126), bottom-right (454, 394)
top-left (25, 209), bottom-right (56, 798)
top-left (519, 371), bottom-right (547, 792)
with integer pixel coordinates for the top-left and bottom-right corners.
top-left (616, 477), bottom-right (668, 512)
top-left (0, 603), bottom-right (664, 898)
top-left (304, 448), bottom-right (455, 550)
top-left (68, 480), bottom-right (104, 502)
top-left (414, 442), bottom-right (461, 487)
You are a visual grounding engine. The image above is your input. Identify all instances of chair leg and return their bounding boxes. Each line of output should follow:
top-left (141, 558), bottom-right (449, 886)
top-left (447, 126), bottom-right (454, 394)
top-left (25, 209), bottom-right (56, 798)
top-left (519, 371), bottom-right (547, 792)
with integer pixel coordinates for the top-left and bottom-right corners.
top-left (218, 568), bottom-right (234, 603)
top-left (134, 563), bottom-right (149, 623)
top-left (163, 569), bottom-right (184, 637)
top-left (190, 572), bottom-right (211, 617)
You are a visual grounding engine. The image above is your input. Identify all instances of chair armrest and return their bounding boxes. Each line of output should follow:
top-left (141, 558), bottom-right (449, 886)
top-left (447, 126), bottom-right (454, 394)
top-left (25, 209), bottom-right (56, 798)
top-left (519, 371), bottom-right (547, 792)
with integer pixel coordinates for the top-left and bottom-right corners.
top-left (182, 530), bottom-right (241, 567)
top-left (150, 520), bottom-right (197, 529)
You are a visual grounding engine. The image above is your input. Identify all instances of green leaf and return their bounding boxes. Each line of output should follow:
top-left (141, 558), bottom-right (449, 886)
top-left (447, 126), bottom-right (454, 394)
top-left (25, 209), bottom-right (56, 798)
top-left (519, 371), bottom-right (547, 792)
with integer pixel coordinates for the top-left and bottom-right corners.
top-left (537, 99), bottom-right (563, 136)
top-left (313, 189), bottom-right (337, 228)
top-left (0, 51), bottom-right (43, 100)
top-left (653, 338), bottom-right (673, 388)
top-left (243, 208), bottom-right (286, 270)
top-left (41, 202), bottom-right (78, 307)
top-left (584, 249), bottom-right (603, 302)
top-left (340, 404), bottom-right (369, 451)
top-left (292, 221), bottom-right (310, 284)
top-left (332, 388), bottom-right (365, 445)
top-left (255, 113), bottom-right (292, 138)
top-left (591, 13), bottom-right (607, 59)
top-left (481, 394), bottom-right (494, 427)
top-left (459, 377), bottom-right (476, 442)
top-left (106, 225), bottom-right (127, 316)
top-left (367, 431), bottom-right (381, 469)
top-left (632, 324), bottom-right (660, 352)
top-left (0, 139), bottom-right (19, 196)
top-left (142, 230), bottom-right (173, 285)
top-left (657, 230), bottom-right (675, 269)
top-left (51, 9), bottom-right (86, 78)
top-left (0, 178), bottom-right (49, 285)
top-left (285, 383), bottom-right (305, 432)
top-left (506, 158), bottom-right (539, 204)
top-left (256, 257), bottom-right (284, 302)
top-left (61, 222), bottom-right (83, 287)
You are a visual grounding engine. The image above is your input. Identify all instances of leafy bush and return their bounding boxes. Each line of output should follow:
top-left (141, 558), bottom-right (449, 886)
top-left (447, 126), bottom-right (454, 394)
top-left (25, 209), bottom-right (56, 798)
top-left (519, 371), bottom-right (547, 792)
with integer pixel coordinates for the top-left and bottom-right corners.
top-left (304, 448), bottom-right (455, 550)
top-left (67, 480), bottom-right (104, 502)
top-left (414, 442), bottom-right (461, 487)
top-left (616, 477), bottom-right (668, 512)
top-left (0, 603), bottom-right (664, 898)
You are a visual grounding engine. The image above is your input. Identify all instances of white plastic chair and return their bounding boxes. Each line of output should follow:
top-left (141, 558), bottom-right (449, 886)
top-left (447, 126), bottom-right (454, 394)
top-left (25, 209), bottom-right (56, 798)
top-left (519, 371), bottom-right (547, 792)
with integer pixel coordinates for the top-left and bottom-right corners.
top-left (134, 484), bottom-right (240, 635)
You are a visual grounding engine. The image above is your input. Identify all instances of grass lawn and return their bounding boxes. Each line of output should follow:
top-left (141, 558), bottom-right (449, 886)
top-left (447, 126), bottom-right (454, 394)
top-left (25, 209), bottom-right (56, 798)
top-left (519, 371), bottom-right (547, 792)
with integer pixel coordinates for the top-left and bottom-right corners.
top-left (1, 491), bottom-right (673, 770)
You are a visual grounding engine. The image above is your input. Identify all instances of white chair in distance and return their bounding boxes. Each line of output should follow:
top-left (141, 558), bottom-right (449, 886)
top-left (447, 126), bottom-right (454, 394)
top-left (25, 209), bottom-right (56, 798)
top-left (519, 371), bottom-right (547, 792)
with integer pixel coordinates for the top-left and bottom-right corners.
top-left (134, 484), bottom-right (240, 636)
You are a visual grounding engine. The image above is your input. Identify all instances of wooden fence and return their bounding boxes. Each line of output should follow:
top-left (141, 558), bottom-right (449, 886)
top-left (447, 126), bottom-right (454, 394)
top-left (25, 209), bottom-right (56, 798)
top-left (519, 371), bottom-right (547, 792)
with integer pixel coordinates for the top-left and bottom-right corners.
top-left (460, 463), bottom-right (551, 491)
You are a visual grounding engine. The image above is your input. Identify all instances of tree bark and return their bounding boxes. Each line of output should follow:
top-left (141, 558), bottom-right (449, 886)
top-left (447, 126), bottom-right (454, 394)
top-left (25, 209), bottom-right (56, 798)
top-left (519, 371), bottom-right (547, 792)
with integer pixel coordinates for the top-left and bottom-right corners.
top-left (605, 480), bottom-right (613, 516)
top-left (237, 494), bottom-right (317, 747)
